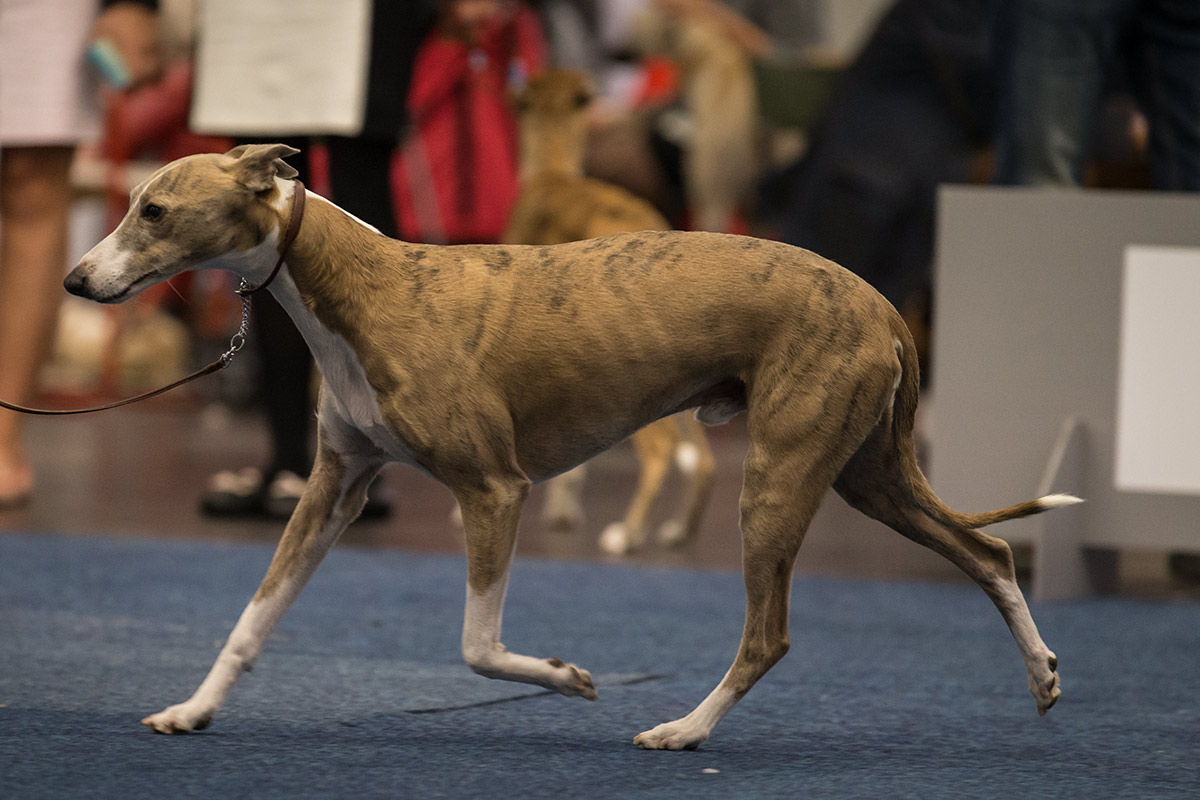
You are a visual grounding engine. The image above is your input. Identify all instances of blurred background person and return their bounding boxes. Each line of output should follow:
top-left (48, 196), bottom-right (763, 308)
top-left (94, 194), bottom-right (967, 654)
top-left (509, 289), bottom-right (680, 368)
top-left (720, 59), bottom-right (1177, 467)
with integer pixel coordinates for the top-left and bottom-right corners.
top-left (992, 0), bottom-right (1200, 191)
top-left (192, 0), bottom-right (437, 519)
top-left (0, 0), bottom-right (162, 507)
top-left (394, 0), bottom-right (547, 245)
top-left (759, 0), bottom-right (996, 376)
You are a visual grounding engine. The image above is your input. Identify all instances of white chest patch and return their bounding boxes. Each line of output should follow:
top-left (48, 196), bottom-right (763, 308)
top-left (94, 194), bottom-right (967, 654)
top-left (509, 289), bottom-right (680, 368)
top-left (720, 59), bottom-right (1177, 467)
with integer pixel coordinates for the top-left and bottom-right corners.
top-left (268, 272), bottom-right (424, 470)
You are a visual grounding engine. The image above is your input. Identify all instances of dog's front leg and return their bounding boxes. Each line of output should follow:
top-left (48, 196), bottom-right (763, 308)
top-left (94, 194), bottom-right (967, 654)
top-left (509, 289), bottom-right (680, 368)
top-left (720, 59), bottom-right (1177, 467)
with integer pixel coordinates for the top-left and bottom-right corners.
top-left (457, 477), bottom-right (598, 700)
top-left (141, 424), bottom-right (381, 734)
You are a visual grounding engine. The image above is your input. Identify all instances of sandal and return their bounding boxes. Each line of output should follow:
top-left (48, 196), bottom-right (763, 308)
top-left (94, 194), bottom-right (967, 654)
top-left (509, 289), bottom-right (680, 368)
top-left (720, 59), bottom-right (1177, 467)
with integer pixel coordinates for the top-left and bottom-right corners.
top-left (263, 470), bottom-right (306, 519)
top-left (199, 467), bottom-right (268, 517)
top-left (263, 471), bottom-right (392, 520)
top-left (0, 461), bottom-right (34, 510)
top-left (200, 466), bottom-right (392, 521)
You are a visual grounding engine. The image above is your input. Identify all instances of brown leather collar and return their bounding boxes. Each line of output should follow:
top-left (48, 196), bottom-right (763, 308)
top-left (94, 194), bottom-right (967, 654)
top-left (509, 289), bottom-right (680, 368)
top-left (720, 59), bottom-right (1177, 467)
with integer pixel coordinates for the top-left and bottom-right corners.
top-left (239, 179), bottom-right (306, 296)
top-left (0, 180), bottom-right (307, 416)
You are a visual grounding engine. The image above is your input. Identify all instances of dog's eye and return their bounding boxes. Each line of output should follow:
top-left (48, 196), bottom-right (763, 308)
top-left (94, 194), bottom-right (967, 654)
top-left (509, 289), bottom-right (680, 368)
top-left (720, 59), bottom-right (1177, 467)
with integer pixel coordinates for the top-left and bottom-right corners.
top-left (142, 203), bottom-right (164, 221)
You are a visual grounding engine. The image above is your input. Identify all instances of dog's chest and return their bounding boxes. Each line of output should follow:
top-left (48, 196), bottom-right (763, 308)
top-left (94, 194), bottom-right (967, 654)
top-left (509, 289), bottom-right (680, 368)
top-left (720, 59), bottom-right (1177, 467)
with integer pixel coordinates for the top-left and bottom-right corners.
top-left (269, 275), bottom-right (422, 466)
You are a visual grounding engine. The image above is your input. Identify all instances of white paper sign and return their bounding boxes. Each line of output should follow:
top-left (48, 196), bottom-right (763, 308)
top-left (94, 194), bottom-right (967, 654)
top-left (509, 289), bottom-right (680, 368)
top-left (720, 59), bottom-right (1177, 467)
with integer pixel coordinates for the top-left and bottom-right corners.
top-left (190, 0), bottom-right (372, 137)
top-left (1114, 245), bottom-right (1200, 495)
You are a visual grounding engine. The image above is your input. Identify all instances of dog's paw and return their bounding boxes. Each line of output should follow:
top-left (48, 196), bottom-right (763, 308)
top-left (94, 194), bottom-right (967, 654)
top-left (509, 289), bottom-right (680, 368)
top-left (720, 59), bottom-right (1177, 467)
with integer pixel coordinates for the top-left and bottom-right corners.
top-left (657, 519), bottom-right (689, 548)
top-left (141, 703), bottom-right (213, 734)
top-left (543, 504), bottom-right (584, 533)
top-left (547, 657), bottom-right (598, 701)
top-left (599, 523), bottom-right (636, 555)
top-left (543, 471), bottom-right (586, 532)
top-left (673, 442), bottom-right (702, 474)
top-left (1032, 651), bottom-right (1061, 715)
top-left (634, 719), bottom-right (708, 751)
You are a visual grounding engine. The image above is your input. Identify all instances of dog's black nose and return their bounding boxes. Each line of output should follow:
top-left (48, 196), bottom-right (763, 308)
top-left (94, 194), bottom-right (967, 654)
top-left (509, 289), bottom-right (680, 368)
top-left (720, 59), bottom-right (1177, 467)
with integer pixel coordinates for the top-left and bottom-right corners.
top-left (63, 267), bottom-right (89, 297)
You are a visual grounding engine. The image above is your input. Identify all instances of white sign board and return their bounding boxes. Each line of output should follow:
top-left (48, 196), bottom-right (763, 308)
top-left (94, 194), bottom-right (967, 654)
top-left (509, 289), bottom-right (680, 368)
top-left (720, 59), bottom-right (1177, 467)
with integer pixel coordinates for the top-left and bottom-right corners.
top-left (1114, 246), bottom-right (1200, 495)
top-left (191, 0), bottom-right (371, 137)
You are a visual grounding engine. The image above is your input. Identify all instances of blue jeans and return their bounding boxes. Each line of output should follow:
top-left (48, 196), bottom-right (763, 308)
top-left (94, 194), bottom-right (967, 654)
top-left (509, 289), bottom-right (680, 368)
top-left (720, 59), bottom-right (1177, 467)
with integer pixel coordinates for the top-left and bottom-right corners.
top-left (993, 0), bottom-right (1200, 190)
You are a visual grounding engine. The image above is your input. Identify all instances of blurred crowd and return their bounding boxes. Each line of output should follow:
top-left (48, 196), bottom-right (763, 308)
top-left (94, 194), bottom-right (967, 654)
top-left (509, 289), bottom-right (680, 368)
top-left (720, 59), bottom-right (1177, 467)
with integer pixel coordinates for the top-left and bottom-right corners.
top-left (0, 0), bottom-right (1195, 513)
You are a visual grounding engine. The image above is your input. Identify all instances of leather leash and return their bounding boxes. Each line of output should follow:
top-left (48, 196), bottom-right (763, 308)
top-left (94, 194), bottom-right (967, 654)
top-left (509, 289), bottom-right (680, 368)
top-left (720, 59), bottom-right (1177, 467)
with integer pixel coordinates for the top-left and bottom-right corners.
top-left (0, 180), bottom-right (306, 416)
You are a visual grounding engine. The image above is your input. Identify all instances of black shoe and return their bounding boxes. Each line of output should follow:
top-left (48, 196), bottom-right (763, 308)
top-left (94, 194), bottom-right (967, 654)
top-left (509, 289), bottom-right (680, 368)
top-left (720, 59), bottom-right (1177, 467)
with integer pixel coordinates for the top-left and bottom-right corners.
top-left (1168, 553), bottom-right (1200, 583)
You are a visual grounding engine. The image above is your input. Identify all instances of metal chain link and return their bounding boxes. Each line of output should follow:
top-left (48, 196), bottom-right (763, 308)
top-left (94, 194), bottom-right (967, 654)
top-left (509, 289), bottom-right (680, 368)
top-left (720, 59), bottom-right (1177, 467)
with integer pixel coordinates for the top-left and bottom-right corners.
top-left (220, 280), bottom-right (254, 367)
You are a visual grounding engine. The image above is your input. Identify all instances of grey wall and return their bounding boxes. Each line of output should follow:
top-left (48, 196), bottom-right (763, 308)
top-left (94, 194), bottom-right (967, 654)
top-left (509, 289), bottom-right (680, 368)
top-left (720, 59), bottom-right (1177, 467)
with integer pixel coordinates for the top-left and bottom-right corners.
top-left (932, 186), bottom-right (1200, 552)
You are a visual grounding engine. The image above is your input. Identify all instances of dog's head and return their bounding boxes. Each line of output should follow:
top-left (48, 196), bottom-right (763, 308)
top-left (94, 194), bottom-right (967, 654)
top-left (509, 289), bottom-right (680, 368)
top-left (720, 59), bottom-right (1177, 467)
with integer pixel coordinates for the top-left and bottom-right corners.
top-left (512, 69), bottom-right (595, 175)
top-left (633, 1), bottom-right (722, 70)
top-left (633, 0), bottom-right (769, 71)
top-left (514, 69), bottom-right (594, 119)
top-left (65, 144), bottom-right (300, 303)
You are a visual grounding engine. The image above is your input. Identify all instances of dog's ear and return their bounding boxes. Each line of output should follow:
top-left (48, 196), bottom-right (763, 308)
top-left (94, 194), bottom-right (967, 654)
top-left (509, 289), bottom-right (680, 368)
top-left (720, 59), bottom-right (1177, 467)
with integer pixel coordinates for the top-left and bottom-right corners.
top-left (225, 144), bottom-right (301, 192)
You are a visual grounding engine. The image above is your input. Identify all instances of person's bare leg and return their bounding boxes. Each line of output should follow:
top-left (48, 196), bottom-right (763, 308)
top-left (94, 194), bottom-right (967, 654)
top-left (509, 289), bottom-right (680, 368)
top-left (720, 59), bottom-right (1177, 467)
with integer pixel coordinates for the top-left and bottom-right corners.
top-left (0, 146), bottom-right (74, 504)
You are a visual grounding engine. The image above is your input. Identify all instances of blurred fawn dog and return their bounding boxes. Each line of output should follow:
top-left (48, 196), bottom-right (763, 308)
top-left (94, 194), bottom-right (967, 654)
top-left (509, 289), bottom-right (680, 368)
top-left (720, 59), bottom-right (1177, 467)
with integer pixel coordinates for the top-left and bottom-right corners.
top-left (635, 0), bottom-right (769, 233)
top-left (506, 69), bottom-right (714, 554)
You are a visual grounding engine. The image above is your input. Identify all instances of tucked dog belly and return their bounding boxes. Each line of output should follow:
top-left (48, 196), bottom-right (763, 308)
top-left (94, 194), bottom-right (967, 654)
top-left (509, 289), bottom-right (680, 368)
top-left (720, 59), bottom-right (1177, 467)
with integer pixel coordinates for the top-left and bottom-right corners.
top-left (509, 373), bottom-right (745, 482)
top-left (514, 417), bottom-right (655, 482)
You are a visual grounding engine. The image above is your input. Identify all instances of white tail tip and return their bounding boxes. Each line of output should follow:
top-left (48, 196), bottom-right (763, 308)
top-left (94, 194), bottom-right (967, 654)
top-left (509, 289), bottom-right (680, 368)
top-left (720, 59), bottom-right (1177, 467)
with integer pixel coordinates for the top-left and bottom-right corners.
top-left (1039, 493), bottom-right (1084, 509)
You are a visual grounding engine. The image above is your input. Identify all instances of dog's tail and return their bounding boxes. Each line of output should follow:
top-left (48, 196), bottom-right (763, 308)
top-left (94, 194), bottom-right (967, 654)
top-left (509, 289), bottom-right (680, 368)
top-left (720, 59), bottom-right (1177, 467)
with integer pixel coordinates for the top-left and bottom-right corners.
top-left (888, 319), bottom-right (1082, 530)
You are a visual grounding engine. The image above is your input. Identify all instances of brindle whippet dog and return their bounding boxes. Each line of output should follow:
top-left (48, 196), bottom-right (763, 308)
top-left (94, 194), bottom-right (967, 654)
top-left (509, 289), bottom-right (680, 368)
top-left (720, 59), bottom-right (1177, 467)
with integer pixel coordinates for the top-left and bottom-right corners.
top-left (64, 145), bottom-right (1076, 750)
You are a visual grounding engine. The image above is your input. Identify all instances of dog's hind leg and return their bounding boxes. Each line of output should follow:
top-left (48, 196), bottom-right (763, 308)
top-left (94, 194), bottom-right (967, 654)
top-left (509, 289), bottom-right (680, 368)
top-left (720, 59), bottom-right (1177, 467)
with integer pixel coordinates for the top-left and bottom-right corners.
top-left (636, 369), bottom-right (889, 750)
top-left (542, 464), bottom-right (587, 531)
top-left (458, 473), bottom-right (598, 700)
top-left (833, 420), bottom-right (1062, 715)
top-left (599, 420), bottom-right (676, 554)
top-left (658, 414), bottom-right (716, 548)
top-left (141, 407), bottom-right (383, 734)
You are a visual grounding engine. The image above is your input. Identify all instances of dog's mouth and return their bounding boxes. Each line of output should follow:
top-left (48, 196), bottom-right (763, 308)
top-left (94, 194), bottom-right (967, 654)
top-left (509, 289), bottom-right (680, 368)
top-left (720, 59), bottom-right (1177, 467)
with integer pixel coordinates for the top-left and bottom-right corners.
top-left (65, 266), bottom-right (164, 304)
top-left (108, 272), bottom-right (159, 303)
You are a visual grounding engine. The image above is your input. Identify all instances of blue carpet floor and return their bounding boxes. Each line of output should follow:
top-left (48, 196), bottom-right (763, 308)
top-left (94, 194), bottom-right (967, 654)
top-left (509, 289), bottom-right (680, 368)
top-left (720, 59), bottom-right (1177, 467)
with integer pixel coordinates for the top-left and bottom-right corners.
top-left (1, 531), bottom-right (1197, 799)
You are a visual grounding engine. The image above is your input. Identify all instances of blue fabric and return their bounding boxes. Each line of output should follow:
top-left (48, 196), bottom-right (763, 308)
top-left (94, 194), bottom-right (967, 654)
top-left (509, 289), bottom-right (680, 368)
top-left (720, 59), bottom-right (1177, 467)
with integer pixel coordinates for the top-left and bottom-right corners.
top-left (1, 531), bottom-right (1197, 798)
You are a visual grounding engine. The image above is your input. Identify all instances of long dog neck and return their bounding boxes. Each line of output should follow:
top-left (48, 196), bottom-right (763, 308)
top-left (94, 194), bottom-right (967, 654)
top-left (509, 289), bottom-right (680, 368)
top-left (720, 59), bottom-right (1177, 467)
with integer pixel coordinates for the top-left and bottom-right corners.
top-left (269, 190), bottom-right (410, 337)
top-left (518, 114), bottom-right (587, 183)
top-left (261, 188), bottom-right (426, 415)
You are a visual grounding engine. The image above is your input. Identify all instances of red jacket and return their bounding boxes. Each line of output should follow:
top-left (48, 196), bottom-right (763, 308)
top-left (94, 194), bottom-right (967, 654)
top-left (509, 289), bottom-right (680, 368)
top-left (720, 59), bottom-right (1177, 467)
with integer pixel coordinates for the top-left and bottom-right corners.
top-left (393, 5), bottom-right (546, 244)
